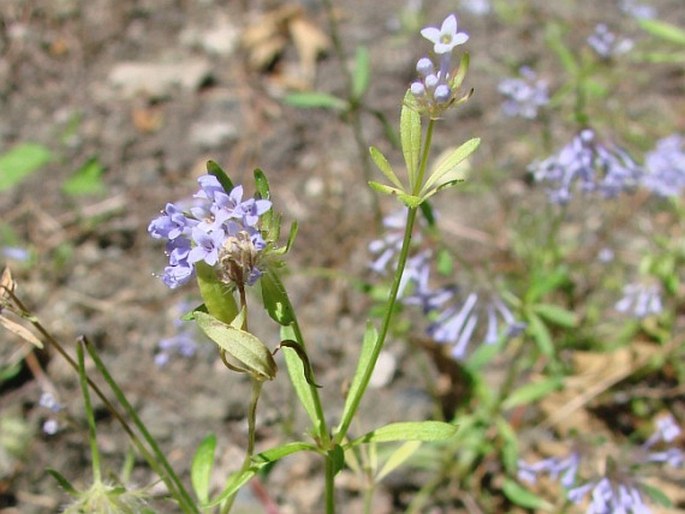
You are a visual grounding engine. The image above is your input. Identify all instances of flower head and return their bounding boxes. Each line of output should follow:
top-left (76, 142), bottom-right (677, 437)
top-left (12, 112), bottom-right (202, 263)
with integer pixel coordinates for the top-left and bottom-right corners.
top-left (615, 283), bottom-right (662, 319)
top-left (149, 174), bottom-right (272, 289)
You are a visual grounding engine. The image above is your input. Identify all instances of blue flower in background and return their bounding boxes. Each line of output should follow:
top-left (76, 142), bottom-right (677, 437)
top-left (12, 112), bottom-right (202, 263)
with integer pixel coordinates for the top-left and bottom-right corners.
top-left (531, 129), bottom-right (642, 204)
top-left (642, 134), bottom-right (685, 197)
top-left (587, 24), bottom-right (634, 59)
top-left (498, 66), bottom-right (549, 119)
top-left (615, 283), bottom-right (662, 319)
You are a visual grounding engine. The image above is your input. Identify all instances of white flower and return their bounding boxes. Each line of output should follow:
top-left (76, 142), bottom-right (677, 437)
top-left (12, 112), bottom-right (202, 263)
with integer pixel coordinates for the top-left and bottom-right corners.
top-left (420, 14), bottom-right (469, 55)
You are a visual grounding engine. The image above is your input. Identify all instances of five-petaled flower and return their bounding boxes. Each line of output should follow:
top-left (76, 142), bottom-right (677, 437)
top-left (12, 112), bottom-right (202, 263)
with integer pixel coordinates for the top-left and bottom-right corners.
top-left (420, 14), bottom-right (469, 54)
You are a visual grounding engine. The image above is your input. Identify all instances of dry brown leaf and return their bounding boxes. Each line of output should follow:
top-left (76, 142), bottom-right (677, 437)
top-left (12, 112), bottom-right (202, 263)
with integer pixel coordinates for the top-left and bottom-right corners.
top-left (132, 106), bottom-right (164, 133)
top-left (0, 315), bottom-right (43, 349)
top-left (242, 5), bottom-right (300, 70)
top-left (288, 15), bottom-right (330, 85)
top-left (541, 343), bottom-right (659, 434)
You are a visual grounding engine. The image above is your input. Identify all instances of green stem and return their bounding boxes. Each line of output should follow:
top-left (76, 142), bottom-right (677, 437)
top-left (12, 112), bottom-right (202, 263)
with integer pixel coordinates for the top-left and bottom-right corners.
top-left (413, 119), bottom-right (435, 196)
top-left (334, 117), bottom-right (435, 444)
top-left (334, 206), bottom-right (419, 443)
top-left (77, 342), bottom-right (101, 484)
top-left (324, 454), bottom-right (336, 514)
top-left (221, 379), bottom-right (263, 514)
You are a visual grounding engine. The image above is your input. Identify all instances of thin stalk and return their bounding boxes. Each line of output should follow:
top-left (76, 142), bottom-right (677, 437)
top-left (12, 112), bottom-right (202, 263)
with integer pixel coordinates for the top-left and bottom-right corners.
top-left (320, 0), bottom-right (382, 226)
top-left (414, 119), bottom-right (436, 196)
top-left (221, 379), bottom-right (263, 514)
top-left (4, 292), bottom-right (200, 511)
top-left (324, 455), bottom-right (336, 514)
top-left (77, 342), bottom-right (101, 484)
top-left (83, 338), bottom-right (199, 514)
top-left (334, 206), bottom-right (419, 443)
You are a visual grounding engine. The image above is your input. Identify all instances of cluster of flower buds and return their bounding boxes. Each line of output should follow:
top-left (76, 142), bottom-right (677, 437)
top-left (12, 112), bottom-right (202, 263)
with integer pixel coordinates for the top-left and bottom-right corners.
top-left (410, 14), bottom-right (472, 118)
top-left (149, 175), bottom-right (271, 289)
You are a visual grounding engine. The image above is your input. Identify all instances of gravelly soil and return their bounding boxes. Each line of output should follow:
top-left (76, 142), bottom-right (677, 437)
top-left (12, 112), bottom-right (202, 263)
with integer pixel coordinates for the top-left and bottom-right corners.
top-left (1, 0), bottom-right (684, 512)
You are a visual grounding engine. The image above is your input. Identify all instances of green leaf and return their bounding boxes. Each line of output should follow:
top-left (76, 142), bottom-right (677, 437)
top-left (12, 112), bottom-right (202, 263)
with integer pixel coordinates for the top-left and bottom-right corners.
top-left (206, 469), bottom-right (256, 507)
top-left (352, 46), bottom-right (371, 100)
top-left (194, 311), bottom-right (277, 381)
top-left (369, 146), bottom-right (404, 189)
top-left (496, 418), bottom-right (519, 474)
top-left (420, 138), bottom-right (480, 195)
top-left (62, 157), bottom-right (105, 196)
top-left (278, 340), bottom-right (321, 388)
top-left (339, 322), bottom-right (377, 430)
top-left (195, 261), bottom-right (238, 324)
top-left (347, 421), bottom-right (458, 448)
top-left (436, 248), bottom-right (453, 276)
top-left (0, 143), bottom-right (52, 191)
top-left (502, 377), bottom-right (562, 410)
top-left (532, 303), bottom-right (577, 328)
top-left (46, 469), bottom-right (79, 496)
top-left (545, 23), bottom-right (579, 76)
top-left (191, 434), bottom-right (216, 504)
top-left (328, 444), bottom-right (345, 476)
top-left (642, 482), bottom-right (674, 507)
top-left (449, 52), bottom-right (470, 91)
top-left (502, 479), bottom-right (553, 510)
top-left (283, 92), bottom-right (348, 111)
top-left (400, 90), bottom-right (422, 189)
top-left (376, 440), bottom-right (421, 481)
top-left (526, 266), bottom-right (569, 303)
top-left (639, 18), bottom-right (685, 46)
top-left (284, 221), bottom-right (298, 254)
top-left (281, 325), bottom-right (319, 428)
top-left (398, 193), bottom-right (423, 208)
top-left (206, 160), bottom-right (234, 192)
top-left (252, 442), bottom-right (317, 465)
top-left (261, 268), bottom-right (295, 326)
top-left (253, 168), bottom-right (271, 200)
top-left (527, 312), bottom-right (554, 357)
top-left (368, 181), bottom-right (405, 197)
top-left (419, 200), bottom-right (437, 227)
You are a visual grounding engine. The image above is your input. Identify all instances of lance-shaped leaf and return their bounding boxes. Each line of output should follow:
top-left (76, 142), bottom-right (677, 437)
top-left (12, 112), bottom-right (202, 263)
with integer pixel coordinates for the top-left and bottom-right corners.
top-left (369, 146), bottom-right (405, 190)
top-left (400, 90), bottom-right (422, 189)
top-left (352, 46), bottom-right (371, 100)
top-left (338, 322), bottom-right (376, 433)
top-left (284, 92), bottom-right (348, 111)
top-left (278, 340), bottom-right (321, 388)
top-left (420, 138), bottom-right (480, 196)
top-left (194, 311), bottom-right (277, 381)
top-left (368, 181), bottom-right (423, 208)
top-left (206, 160), bottom-right (233, 193)
top-left (376, 440), bottom-right (422, 481)
top-left (195, 261), bottom-right (238, 325)
top-left (346, 421), bottom-right (459, 448)
top-left (191, 434), bottom-right (216, 505)
top-left (261, 268), bottom-right (295, 326)
top-left (449, 52), bottom-right (470, 91)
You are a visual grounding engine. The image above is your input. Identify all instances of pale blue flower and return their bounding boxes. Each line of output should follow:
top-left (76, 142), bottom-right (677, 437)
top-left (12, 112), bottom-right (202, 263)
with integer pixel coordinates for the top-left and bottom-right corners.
top-left (588, 24), bottom-right (634, 59)
top-left (642, 134), bottom-right (685, 197)
top-left (498, 66), bottom-right (549, 119)
top-left (420, 14), bottom-right (469, 55)
top-left (615, 283), bottom-right (662, 319)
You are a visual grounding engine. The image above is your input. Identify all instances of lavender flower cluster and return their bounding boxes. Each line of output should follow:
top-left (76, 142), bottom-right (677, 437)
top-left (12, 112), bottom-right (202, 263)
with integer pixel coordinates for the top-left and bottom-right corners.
top-left (519, 415), bottom-right (684, 513)
top-left (410, 14), bottom-right (469, 116)
top-left (498, 66), bottom-right (549, 120)
top-left (149, 175), bottom-right (271, 289)
top-left (615, 282), bottom-right (663, 319)
top-left (531, 129), bottom-right (642, 204)
top-left (370, 210), bottom-right (526, 360)
top-left (587, 24), bottom-right (634, 59)
top-left (532, 132), bottom-right (685, 204)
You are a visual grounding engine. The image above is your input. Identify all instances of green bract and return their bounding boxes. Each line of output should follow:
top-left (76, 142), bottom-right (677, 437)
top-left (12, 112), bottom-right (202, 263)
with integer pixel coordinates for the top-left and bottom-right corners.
top-left (193, 310), bottom-right (277, 381)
